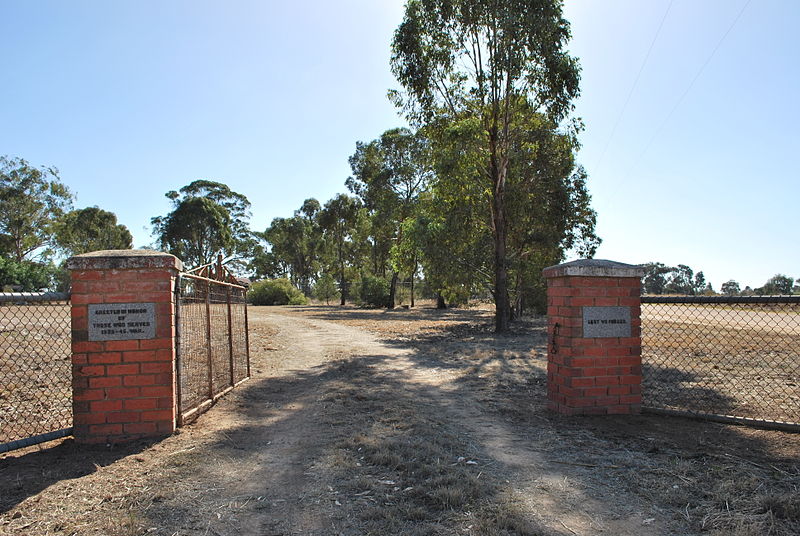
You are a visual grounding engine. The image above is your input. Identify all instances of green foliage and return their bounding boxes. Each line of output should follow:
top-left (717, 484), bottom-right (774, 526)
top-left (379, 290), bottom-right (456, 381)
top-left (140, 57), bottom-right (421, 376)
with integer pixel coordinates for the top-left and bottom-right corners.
top-left (259, 199), bottom-right (323, 295)
top-left (391, 0), bottom-right (585, 330)
top-left (151, 180), bottom-right (253, 270)
top-left (359, 274), bottom-right (391, 308)
top-left (313, 273), bottom-right (339, 305)
top-left (248, 278), bottom-right (308, 306)
top-left (346, 128), bottom-right (430, 307)
top-left (318, 194), bottom-right (362, 304)
top-left (757, 274), bottom-right (794, 295)
top-left (0, 156), bottom-right (74, 261)
top-left (414, 106), bottom-right (599, 316)
top-left (642, 262), bottom-right (708, 295)
top-left (54, 206), bottom-right (132, 256)
top-left (0, 257), bottom-right (59, 291)
top-left (721, 280), bottom-right (741, 296)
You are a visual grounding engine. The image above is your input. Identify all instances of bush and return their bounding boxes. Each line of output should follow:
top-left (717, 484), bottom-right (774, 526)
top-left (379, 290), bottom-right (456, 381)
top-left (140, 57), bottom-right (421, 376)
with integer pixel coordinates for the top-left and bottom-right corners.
top-left (0, 257), bottom-right (59, 291)
top-left (359, 274), bottom-right (390, 308)
top-left (313, 273), bottom-right (339, 305)
top-left (248, 278), bottom-right (307, 306)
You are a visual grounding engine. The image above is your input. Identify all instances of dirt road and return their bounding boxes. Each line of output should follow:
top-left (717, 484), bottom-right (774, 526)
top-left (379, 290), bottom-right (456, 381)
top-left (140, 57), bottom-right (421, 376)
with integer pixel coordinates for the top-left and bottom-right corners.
top-left (1, 306), bottom-right (797, 535)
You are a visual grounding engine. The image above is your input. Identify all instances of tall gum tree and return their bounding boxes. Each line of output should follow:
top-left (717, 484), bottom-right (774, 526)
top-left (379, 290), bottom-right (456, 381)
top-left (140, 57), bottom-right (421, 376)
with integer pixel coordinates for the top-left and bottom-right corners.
top-left (0, 156), bottom-right (73, 261)
top-left (391, 0), bottom-right (581, 331)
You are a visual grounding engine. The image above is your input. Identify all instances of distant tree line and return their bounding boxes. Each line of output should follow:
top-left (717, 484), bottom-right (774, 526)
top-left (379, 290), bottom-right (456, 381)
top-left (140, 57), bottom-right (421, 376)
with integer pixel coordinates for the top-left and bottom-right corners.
top-left (642, 262), bottom-right (799, 296)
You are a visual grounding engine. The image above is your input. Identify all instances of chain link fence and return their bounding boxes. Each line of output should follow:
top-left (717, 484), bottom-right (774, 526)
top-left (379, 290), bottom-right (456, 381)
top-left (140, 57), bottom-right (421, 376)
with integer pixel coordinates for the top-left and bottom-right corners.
top-left (641, 296), bottom-right (800, 430)
top-left (0, 292), bottom-right (72, 453)
top-left (176, 274), bottom-right (250, 424)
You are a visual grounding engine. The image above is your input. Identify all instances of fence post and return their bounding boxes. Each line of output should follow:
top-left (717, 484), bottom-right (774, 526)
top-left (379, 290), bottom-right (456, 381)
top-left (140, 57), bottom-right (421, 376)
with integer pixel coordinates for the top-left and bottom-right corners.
top-left (67, 250), bottom-right (182, 444)
top-left (542, 259), bottom-right (645, 415)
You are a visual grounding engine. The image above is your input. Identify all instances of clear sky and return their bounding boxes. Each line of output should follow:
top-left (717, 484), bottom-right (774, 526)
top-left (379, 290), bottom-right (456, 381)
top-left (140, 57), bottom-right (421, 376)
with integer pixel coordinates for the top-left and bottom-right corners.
top-left (1, 0), bottom-right (797, 290)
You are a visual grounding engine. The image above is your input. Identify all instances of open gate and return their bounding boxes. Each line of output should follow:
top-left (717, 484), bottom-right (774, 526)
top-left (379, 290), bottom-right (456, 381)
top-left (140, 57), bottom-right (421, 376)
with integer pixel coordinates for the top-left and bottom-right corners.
top-left (175, 259), bottom-right (250, 425)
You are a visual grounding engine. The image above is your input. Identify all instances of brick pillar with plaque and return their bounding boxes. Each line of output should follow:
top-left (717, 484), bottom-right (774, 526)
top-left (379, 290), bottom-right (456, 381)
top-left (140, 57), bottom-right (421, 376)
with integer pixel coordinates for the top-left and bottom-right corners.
top-left (67, 250), bottom-right (182, 444)
top-left (543, 259), bottom-right (645, 415)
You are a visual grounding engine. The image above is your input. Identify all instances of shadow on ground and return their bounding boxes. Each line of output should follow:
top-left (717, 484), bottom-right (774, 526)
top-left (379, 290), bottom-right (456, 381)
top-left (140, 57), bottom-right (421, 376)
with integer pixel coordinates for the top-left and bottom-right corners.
top-left (1, 306), bottom-right (798, 535)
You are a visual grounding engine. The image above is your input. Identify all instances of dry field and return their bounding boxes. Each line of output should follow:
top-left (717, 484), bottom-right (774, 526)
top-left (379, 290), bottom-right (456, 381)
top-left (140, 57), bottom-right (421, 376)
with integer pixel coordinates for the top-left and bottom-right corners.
top-left (642, 303), bottom-right (800, 424)
top-left (0, 303), bottom-right (798, 536)
top-left (0, 303), bottom-right (71, 445)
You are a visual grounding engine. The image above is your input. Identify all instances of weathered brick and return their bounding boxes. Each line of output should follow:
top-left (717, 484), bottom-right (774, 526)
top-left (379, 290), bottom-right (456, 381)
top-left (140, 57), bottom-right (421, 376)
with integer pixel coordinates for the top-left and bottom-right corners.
top-left (140, 409), bottom-right (174, 422)
top-left (124, 422), bottom-right (158, 435)
top-left (90, 399), bottom-right (123, 412)
top-left (89, 376), bottom-right (122, 388)
top-left (88, 352), bottom-right (122, 364)
top-left (105, 340), bottom-right (140, 351)
top-left (124, 398), bottom-right (158, 410)
top-left (123, 374), bottom-right (156, 387)
top-left (89, 424), bottom-right (123, 436)
top-left (106, 411), bottom-right (141, 423)
top-left (107, 364), bottom-right (139, 375)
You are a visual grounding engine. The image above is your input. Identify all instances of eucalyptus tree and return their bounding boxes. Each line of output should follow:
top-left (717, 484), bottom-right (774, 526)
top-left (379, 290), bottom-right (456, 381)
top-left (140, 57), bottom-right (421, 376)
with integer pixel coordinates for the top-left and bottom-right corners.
top-left (0, 156), bottom-right (73, 261)
top-left (151, 180), bottom-right (253, 269)
top-left (318, 194), bottom-right (362, 305)
top-left (415, 104), bottom-right (598, 315)
top-left (54, 207), bottom-right (133, 256)
top-left (261, 201), bottom-right (322, 296)
top-left (346, 128), bottom-right (431, 307)
top-left (391, 0), bottom-right (582, 330)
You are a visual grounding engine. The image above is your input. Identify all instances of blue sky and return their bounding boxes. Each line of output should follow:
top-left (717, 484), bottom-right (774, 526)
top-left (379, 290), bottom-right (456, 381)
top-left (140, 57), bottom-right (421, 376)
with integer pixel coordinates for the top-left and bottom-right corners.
top-left (1, 1), bottom-right (797, 290)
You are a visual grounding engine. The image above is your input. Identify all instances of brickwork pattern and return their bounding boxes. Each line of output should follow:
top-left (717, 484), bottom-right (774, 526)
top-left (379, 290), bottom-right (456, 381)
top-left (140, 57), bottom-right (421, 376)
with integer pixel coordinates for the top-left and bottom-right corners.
top-left (70, 267), bottom-right (178, 443)
top-left (545, 275), bottom-right (643, 415)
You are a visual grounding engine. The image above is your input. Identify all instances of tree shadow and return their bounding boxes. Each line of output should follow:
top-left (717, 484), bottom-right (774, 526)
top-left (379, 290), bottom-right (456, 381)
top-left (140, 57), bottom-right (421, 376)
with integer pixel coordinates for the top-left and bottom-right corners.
top-left (2, 309), bottom-right (798, 535)
top-left (0, 437), bottom-right (159, 514)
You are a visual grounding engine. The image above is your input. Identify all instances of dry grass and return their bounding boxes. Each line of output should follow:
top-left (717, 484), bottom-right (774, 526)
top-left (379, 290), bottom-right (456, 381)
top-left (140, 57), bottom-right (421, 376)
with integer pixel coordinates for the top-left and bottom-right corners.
top-left (310, 358), bottom-right (545, 535)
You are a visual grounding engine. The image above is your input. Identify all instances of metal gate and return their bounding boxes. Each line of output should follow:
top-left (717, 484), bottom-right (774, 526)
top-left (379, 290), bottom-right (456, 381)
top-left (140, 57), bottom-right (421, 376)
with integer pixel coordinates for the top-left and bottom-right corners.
top-left (0, 292), bottom-right (72, 453)
top-left (175, 262), bottom-right (250, 425)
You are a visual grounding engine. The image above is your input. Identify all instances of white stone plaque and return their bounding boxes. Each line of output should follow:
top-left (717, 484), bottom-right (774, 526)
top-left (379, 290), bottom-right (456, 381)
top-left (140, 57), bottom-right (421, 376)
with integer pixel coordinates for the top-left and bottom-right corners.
top-left (582, 306), bottom-right (631, 338)
top-left (88, 303), bottom-right (156, 341)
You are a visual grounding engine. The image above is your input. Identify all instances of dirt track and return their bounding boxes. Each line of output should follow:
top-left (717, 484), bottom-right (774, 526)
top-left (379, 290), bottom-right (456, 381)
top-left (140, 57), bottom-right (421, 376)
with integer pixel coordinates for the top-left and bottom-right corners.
top-left (1, 306), bottom-right (798, 535)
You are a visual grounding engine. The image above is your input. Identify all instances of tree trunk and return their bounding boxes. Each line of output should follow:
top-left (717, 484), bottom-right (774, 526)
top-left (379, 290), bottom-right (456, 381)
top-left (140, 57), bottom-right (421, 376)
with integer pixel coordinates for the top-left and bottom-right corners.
top-left (339, 260), bottom-right (346, 306)
top-left (387, 271), bottom-right (398, 309)
top-left (492, 161), bottom-right (510, 332)
top-left (436, 293), bottom-right (447, 309)
top-left (410, 257), bottom-right (417, 308)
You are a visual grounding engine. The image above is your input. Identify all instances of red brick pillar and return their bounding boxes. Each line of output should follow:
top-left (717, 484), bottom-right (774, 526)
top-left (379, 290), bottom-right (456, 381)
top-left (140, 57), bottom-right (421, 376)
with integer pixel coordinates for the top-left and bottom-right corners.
top-left (67, 250), bottom-right (182, 444)
top-left (543, 259), bottom-right (645, 415)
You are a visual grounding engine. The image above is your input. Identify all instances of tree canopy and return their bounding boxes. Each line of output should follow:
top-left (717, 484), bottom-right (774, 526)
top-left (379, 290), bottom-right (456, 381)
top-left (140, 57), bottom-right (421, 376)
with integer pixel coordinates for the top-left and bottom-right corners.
top-left (0, 156), bottom-right (73, 261)
top-left (391, 0), bottom-right (584, 330)
top-left (54, 207), bottom-right (133, 257)
top-left (151, 180), bottom-right (253, 269)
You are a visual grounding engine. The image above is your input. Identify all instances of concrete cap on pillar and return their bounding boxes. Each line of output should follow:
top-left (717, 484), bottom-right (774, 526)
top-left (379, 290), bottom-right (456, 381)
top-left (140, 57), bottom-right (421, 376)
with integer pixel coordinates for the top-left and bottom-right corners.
top-left (66, 249), bottom-right (183, 271)
top-left (543, 258), bottom-right (645, 279)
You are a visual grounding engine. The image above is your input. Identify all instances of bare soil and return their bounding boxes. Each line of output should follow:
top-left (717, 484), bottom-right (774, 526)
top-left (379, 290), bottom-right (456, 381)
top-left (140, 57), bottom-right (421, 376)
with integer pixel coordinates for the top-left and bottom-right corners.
top-left (1, 304), bottom-right (798, 535)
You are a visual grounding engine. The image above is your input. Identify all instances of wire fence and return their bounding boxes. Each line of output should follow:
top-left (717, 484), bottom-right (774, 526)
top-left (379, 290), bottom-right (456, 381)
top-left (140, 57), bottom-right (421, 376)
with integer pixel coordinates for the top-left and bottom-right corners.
top-left (641, 296), bottom-right (800, 430)
top-left (0, 292), bottom-right (72, 453)
top-left (176, 274), bottom-right (249, 424)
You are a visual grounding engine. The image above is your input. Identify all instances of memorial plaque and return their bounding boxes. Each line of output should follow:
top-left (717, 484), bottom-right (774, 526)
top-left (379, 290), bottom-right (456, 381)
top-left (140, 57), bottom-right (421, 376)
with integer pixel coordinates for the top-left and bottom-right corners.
top-left (582, 306), bottom-right (631, 338)
top-left (88, 303), bottom-right (156, 341)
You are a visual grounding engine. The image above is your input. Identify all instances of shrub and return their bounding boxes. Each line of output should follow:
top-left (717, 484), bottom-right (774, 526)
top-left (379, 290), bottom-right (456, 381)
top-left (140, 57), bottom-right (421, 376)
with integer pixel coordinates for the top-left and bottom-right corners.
top-left (359, 274), bottom-right (390, 308)
top-left (248, 278), bottom-right (307, 306)
top-left (313, 273), bottom-right (339, 305)
top-left (0, 257), bottom-right (59, 291)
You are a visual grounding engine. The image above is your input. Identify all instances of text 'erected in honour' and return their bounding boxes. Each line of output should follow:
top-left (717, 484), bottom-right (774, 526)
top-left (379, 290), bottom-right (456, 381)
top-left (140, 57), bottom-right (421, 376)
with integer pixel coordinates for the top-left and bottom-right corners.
top-left (88, 303), bottom-right (156, 341)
